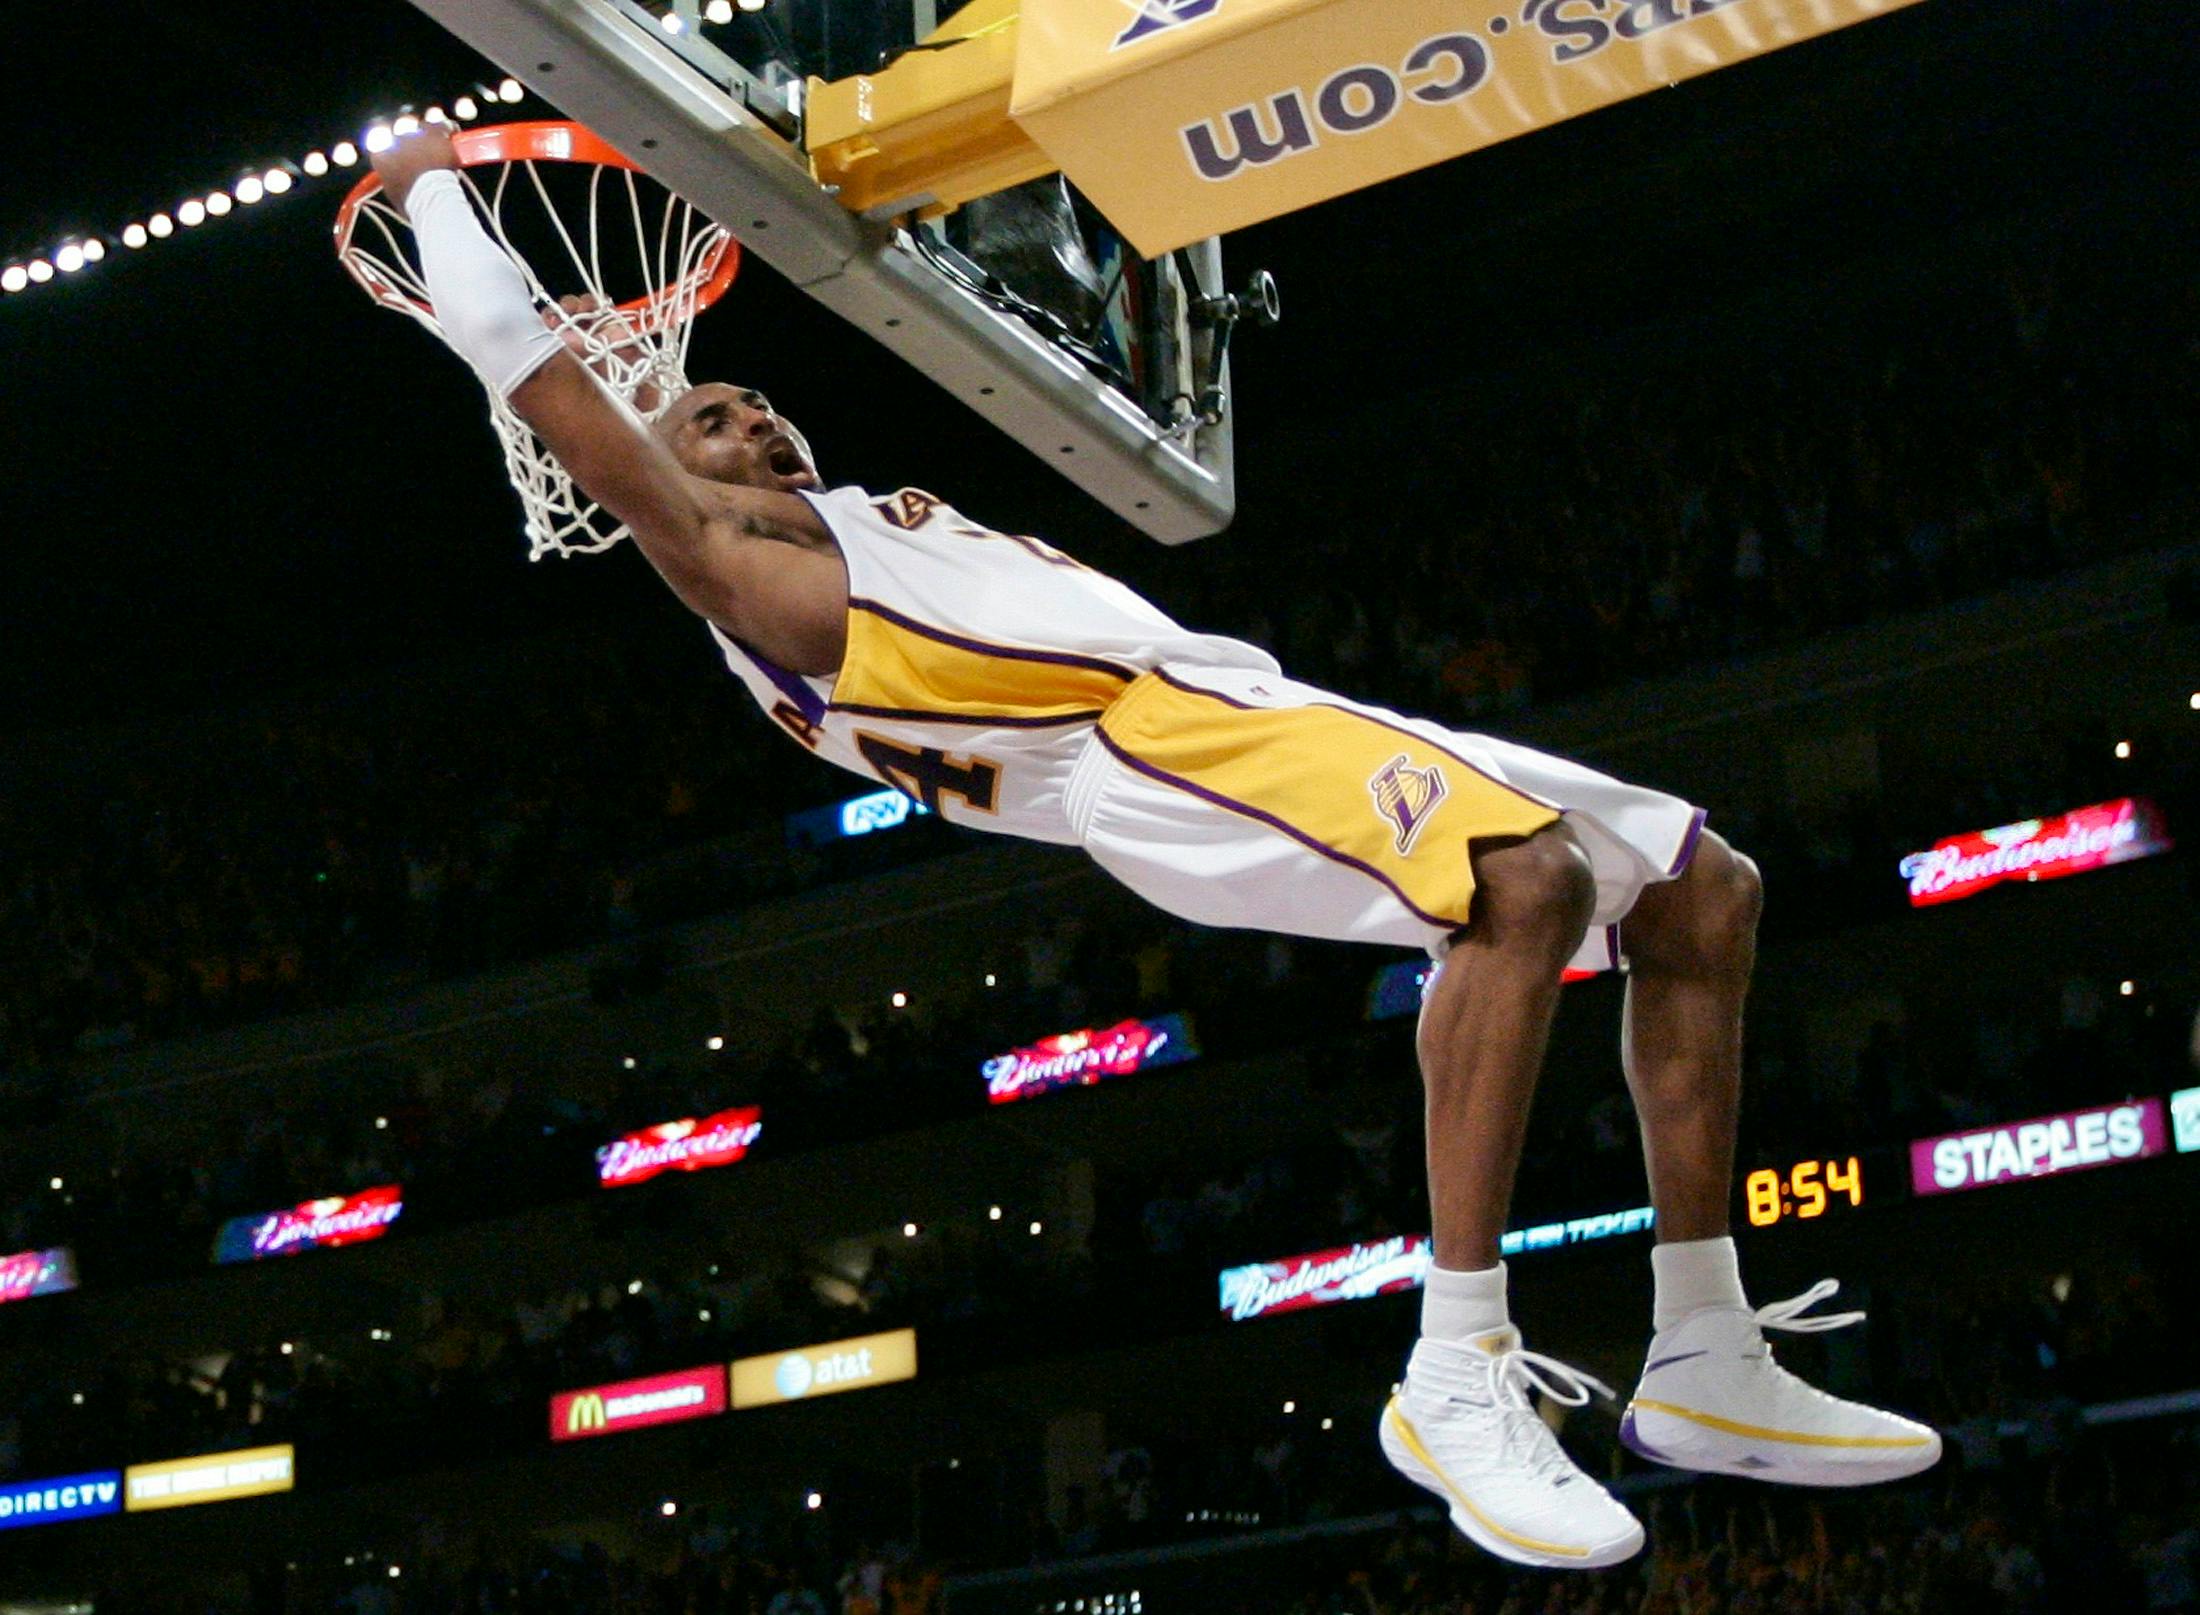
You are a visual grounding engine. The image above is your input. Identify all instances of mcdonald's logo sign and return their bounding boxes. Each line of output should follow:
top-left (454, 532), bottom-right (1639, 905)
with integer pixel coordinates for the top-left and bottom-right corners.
top-left (548, 1366), bottom-right (727, 1443)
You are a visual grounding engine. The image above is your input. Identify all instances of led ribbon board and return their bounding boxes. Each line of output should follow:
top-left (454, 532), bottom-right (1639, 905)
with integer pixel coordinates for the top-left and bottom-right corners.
top-left (1367, 958), bottom-right (1597, 1020)
top-left (0, 1470), bottom-right (123, 1532)
top-left (123, 1446), bottom-right (294, 1512)
top-left (785, 787), bottom-right (929, 847)
top-left (731, 1328), bottom-right (919, 1409)
top-left (550, 1365), bottom-right (728, 1442)
top-left (1219, 1207), bottom-right (1654, 1320)
top-left (597, 1106), bottom-right (763, 1188)
top-left (212, 1185), bottom-right (403, 1264)
top-left (1897, 797), bottom-right (2171, 907)
top-left (0, 1247), bottom-right (77, 1306)
top-left (983, 1014), bottom-right (1196, 1105)
top-left (1910, 1099), bottom-right (2170, 1197)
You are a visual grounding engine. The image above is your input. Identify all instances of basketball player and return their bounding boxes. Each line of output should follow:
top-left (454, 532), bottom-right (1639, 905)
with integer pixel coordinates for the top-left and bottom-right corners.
top-left (372, 129), bottom-right (1938, 1568)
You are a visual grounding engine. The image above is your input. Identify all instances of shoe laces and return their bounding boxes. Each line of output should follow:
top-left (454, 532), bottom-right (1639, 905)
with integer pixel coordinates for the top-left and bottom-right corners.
top-left (1754, 1278), bottom-right (1867, 1337)
top-left (1476, 1347), bottom-right (1615, 1483)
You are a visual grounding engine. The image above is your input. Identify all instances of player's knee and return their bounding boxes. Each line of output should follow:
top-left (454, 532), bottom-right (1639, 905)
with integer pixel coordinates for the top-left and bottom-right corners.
top-left (1637, 832), bottom-right (1761, 975)
top-left (1468, 822), bottom-right (1598, 952)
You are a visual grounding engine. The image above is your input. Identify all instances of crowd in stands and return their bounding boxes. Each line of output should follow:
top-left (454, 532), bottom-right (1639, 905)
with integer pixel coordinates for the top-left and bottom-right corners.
top-left (2, 235), bottom-right (2193, 1076)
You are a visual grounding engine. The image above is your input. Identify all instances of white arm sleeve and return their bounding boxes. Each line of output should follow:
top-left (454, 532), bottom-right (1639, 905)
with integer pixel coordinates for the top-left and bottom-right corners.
top-left (407, 169), bottom-right (567, 400)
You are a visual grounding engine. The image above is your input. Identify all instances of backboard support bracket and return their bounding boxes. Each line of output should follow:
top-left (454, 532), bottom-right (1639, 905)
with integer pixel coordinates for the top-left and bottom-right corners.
top-left (408, 0), bottom-right (1235, 543)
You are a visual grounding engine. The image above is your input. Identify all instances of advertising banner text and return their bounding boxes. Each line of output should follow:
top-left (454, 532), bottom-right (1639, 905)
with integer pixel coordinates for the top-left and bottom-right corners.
top-left (1910, 1099), bottom-right (2169, 1197)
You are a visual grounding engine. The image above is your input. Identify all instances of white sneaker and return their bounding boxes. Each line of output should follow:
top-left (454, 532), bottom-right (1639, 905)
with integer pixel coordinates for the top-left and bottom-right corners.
top-left (1622, 1280), bottom-right (1942, 1487)
top-left (1380, 1328), bottom-right (1645, 1571)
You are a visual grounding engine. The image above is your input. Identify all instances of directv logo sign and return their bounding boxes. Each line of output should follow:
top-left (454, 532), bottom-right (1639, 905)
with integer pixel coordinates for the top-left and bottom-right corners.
top-left (785, 788), bottom-right (928, 847)
top-left (0, 1471), bottom-right (122, 1531)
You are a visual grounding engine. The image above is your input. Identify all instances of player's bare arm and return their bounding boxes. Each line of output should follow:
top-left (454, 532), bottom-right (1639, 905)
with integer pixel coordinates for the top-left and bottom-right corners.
top-left (370, 127), bottom-right (848, 676)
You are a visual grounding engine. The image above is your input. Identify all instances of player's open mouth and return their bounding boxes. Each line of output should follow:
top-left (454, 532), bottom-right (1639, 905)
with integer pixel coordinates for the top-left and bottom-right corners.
top-left (765, 438), bottom-right (814, 485)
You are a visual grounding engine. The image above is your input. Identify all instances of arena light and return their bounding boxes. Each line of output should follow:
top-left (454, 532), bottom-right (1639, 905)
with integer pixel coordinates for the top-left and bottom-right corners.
top-left (264, 169), bottom-right (293, 195)
top-left (705, 0), bottom-right (734, 20)
top-left (48, 1177), bottom-right (62, 1191)
top-left (987, 1205), bottom-right (1001, 1220)
top-left (364, 125), bottom-right (395, 155)
top-left (81, 239), bottom-right (105, 263)
top-left (148, 213), bottom-right (174, 238)
top-left (902, 1221), bottom-right (919, 1237)
top-left (303, 150), bottom-right (330, 177)
top-left (332, 141), bottom-right (360, 168)
top-left (454, 95), bottom-right (480, 121)
top-left (661, 10), bottom-right (685, 32)
top-left (235, 176), bottom-right (265, 206)
top-left (392, 115), bottom-right (421, 137)
top-left (205, 191), bottom-right (233, 217)
top-left (497, 77), bottom-right (524, 102)
top-left (27, 260), bottom-right (53, 282)
top-left (805, 1491), bottom-right (823, 1511)
top-left (1, 267), bottom-right (26, 293)
top-left (2115, 740), bottom-right (2133, 759)
top-left (423, 107), bottom-right (447, 127)
top-left (738, 0), bottom-right (767, 11)
top-left (122, 223), bottom-right (148, 249)
top-left (55, 244), bottom-right (85, 274)
top-left (1029, 1221), bottom-right (1044, 1235)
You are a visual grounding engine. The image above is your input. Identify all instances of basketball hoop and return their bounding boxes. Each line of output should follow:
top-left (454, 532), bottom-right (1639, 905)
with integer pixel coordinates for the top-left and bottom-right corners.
top-left (335, 121), bottom-right (740, 559)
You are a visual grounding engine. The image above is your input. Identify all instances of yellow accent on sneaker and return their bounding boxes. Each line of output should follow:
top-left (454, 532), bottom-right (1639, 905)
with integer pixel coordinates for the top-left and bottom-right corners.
top-left (1627, 1398), bottom-right (1936, 1448)
top-left (1382, 1401), bottom-right (1593, 1561)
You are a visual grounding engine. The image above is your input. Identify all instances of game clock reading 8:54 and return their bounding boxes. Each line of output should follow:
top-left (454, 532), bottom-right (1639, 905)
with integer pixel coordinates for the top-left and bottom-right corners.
top-left (1744, 1157), bottom-right (1863, 1226)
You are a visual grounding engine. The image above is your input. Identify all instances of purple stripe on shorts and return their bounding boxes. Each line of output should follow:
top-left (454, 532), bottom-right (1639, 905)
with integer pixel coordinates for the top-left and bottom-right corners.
top-left (1092, 729), bottom-right (1470, 933)
top-left (1668, 807), bottom-right (1710, 877)
top-left (831, 702), bottom-right (1106, 729)
top-left (849, 599), bottom-right (1139, 683)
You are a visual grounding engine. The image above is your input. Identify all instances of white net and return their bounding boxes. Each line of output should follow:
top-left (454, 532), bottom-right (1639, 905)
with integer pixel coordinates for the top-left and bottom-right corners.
top-left (338, 128), bottom-right (737, 559)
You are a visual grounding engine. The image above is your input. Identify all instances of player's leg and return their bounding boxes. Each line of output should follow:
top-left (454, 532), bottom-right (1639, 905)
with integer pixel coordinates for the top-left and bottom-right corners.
top-left (1615, 830), bottom-right (1942, 1485)
top-left (1384, 821), bottom-right (1645, 1570)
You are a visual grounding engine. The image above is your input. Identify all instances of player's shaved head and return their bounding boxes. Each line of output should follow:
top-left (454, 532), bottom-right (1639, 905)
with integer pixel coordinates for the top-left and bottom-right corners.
top-left (659, 383), bottom-right (818, 494)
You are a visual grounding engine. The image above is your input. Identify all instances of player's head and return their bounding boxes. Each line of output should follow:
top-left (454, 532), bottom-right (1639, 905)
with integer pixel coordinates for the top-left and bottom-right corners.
top-left (657, 383), bottom-right (819, 492)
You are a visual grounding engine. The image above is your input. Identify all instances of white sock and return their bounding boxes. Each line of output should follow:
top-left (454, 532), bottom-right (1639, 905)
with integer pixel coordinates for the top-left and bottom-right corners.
top-left (1651, 1236), bottom-right (1747, 1331)
top-left (1421, 1260), bottom-right (1509, 1346)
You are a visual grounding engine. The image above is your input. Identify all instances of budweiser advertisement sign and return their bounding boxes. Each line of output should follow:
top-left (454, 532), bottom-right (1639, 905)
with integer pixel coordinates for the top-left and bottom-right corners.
top-left (597, 1106), bottom-right (764, 1189)
top-left (1220, 1207), bottom-right (1657, 1322)
top-left (550, 1365), bottom-right (728, 1442)
top-left (983, 1013), bottom-right (1197, 1105)
top-left (1219, 1235), bottom-right (1433, 1322)
top-left (1910, 1098), bottom-right (2169, 1198)
top-left (1897, 797), bottom-right (2171, 908)
top-left (0, 1247), bottom-right (77, 1306)
top-left (213, 1184), bottom-right (403, 1265)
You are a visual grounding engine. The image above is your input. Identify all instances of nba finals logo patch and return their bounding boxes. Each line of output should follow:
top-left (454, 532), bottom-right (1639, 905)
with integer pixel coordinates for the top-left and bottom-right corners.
top-left (1369, 754), bottom-right (1447, 855)
top-left (1113, 0), bottom-right (1222, 50)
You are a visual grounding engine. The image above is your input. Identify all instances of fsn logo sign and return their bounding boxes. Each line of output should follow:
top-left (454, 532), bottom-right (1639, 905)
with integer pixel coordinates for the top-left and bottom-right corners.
top-left (1182, 34), bottom-right (1489, 183)
top-left (733, 1328), bottom-right (918, 1409)
top-left (1115, 0), bottom-right (1222, 50)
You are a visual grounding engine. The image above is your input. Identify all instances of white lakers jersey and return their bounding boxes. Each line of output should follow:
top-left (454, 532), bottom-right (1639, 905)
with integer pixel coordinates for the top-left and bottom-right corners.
top-left (708, 484), bottom-right (1279, 844)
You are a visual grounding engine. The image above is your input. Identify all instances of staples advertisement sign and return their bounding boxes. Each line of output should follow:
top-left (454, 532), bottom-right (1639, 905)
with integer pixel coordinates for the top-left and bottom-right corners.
top-left (550, 1365), bottom-right (728, 1442)
top-left (0, 1247), bottom-right (77, 1306)
top-left (983, 1013), bottom-right (1196, 1105)
top-left (124, 1445), bottom-right (293, 1512)
top-left (1897, 797), bottom-right (2171, 908)
top-left (212, 1185), bottom-right (403, 1264)
top-left (1368, 959), bottom-right (1598, 1021)
top-left (1910, 1099), bottom-right (2169, 1197)
top-left (0, 1470), bottom-right (123, 1532)
top-left (597, 1107), bottom-right (764, 1189)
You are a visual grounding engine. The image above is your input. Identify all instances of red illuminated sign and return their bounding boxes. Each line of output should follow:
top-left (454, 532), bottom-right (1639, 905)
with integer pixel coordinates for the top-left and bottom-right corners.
top-left (1897, 797), bottom-right (2171, 907)
top-left (213, 1185), bottom-right (403, 1264)
top-left (1910, 1099), bottom-right (2169, 1197)
top-left (596, 1107), bottom-right (763, 1188)
top-left (0, 1248), bottom-right (76, 1306)
top-left (550, 1365), bottom-right (728, 1441)
top-left (983, 1014), bottom-right (1197, 1105)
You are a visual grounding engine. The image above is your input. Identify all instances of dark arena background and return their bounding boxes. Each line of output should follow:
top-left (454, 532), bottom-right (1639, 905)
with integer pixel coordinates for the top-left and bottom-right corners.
top-left (2, 1), bottom-right (2197, 1610)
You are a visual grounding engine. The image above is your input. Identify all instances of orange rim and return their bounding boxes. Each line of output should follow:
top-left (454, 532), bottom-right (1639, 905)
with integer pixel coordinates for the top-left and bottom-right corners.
top-left (333, 120), bottom-right (741, 323)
